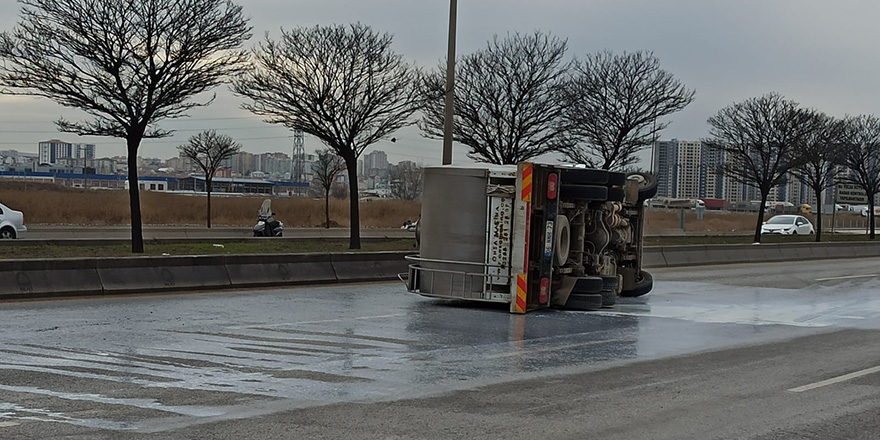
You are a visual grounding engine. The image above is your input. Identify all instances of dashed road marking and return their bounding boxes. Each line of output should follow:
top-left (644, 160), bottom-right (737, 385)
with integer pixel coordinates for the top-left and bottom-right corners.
top-left (815, 274), bottom-right (878, 282)
top-left (788, 365), bottom-right (880, 393)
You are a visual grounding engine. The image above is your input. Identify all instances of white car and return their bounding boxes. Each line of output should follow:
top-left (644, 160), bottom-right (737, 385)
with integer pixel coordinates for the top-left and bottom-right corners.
top-left (0, 202), bottom-right (27, 239)
top-left (761, 215), bottom-right (814, 235)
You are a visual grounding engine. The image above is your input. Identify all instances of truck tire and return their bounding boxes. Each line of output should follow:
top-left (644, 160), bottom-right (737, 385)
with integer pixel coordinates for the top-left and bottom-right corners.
top-left (572, 276), bottom-right (603, 294)
top-left (601, 290), bottom-right (617, 307)
top-left (620, 270), bottom-right (653, 297)
top-left (627, 172), bottom-right (658, 201)
top-left (607, 187), bottom-right (625, 202)
top-left (600, 276), bottom-right (618, 307)
top-left (560, 168), bottom-right (608, 185)
top-left (559, 184), bottom-right (608, 201)
top-left (601, 275), bottom-right (619, 291)
top-left (566, 293), bottom-right (603, 311)
top-left (608, 171), bottom-right (626, 186)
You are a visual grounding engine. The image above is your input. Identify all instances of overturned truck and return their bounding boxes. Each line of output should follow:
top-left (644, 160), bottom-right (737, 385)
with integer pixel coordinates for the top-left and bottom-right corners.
top-left (404, 163), bottom-right (657, 313)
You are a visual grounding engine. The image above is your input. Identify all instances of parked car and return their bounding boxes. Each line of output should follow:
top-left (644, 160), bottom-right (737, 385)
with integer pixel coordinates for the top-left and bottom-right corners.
top-left (0, 202), bottom-right (26, 239)
top-left (760, 215), bottom-right (814, 235)
top-left (860, 206), bottom-right (880, 217)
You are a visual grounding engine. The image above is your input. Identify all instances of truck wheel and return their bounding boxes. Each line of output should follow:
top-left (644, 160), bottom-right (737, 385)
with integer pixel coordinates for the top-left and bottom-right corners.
top-left (601, 290), bottom-right (617, 307)
top-left (559, 184), bottom-right (608, 201)
top-left (573, 276), bottom-right (603, 293)
top-left (608, 171), bottom-right (626, 186)
top-left (566, 293), bottom-right (603, 311)
top-left (627, 172), bottom-right (658, 201)
top-left (620, 270), bottom-right (653, 297)
top-left (600, 276), bottom-right (618, 307)
top-left (607, 187), bottom-right (625, 202)
top-left (601, 275), bottom-right (618, 291)
top-left (560, 168), bottom-right (608, 185)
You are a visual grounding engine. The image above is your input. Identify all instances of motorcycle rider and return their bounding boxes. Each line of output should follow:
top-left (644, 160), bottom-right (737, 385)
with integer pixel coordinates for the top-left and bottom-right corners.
top-left (256, 199), bottom-right (281, 236)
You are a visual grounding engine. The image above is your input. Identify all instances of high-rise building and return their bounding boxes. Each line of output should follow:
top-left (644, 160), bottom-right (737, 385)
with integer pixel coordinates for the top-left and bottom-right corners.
top-left (38, 139), bottom-right (73, 164)
top-left (363, 150), bottom-right (388, 178)
top-left (74, 143), bottom-right (95, 160)
top-left (652, 140), bottom-right (724, 200)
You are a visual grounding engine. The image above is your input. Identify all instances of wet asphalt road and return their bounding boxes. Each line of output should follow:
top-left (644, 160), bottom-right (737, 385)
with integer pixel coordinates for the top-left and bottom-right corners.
top-left (1, 258), bottom-right (880, 439)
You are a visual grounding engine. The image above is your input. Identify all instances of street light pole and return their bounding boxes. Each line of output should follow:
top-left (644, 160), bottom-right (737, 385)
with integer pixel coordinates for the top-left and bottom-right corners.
top-left (442, 0), bottom-right (457, 165)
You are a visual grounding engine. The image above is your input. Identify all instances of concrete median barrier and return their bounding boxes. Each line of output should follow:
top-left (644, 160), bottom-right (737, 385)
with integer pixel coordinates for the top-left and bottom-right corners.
top-left (659, 246), bottom-right (711, 267)
top-left (0, 259), bottom-right (103, 298)
top-left (225, 254), bottom-right (337, 288)
top-left (330, 252), bottom-right (410, 282)
top-left (97, 256), bottom-right (232, 294)
top-left (3, 243), bottom-right (880, 301)
top-left (642, 248), bottom-right (667, 268)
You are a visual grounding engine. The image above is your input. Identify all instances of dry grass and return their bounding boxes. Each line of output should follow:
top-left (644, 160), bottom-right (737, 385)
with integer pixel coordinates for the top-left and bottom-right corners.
top-left (0, 181), bottom-right (421, 227)
top-left (2, 181), bottom-right (872, 232)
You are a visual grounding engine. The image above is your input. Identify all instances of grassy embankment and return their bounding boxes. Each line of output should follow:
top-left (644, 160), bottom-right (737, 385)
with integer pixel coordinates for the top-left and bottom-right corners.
top-left (0, 181), bottom-right (420, 227)
top-left (1, 181), bottom-right (877, 258)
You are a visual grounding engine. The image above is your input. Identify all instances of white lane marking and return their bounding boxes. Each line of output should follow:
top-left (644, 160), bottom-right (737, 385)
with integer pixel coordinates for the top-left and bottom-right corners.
top-left (788, 365), bottom-right (880, 393)
top-left (815, 274), bottom-right (878, 282)
top-left (0, 421), bottom-right (20, 427)
top-left (487, 338), bottom-right (633, 359)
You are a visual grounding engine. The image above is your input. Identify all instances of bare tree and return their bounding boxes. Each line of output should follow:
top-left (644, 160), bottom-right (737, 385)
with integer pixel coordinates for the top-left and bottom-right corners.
top-left (233, 23), bottom-right (421, 249)
top-left (561, 50), bottom-right (695, 170)
top-left (419, 32), bottom-right (571, 165)
top-left (0, 0), bottom-right (250, 252)
top-left (390, 162), bottom-right (423, 201)
top-left (705, 93), bottom-right (821, 243)
top-left (841, 115), bottom-right (880, 239)
top-left (789, 114), bottom-right (847, 242)
top-left (178, 130), bottom-right (241, 228)
top-left (311, 149), bottom-right (346, 228)
top-left (330, 182), bottom-right (349, 200)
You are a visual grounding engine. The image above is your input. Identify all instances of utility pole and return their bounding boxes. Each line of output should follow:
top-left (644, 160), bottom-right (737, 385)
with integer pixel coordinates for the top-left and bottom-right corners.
top-left (442, 0), bottom-right (457, 165)
top-left (291, 129), bottom-right (305, 196)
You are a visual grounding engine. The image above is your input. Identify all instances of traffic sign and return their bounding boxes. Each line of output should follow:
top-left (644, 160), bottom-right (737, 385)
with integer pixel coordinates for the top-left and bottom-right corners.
top-left (835, 183), bottom-right (868, 204)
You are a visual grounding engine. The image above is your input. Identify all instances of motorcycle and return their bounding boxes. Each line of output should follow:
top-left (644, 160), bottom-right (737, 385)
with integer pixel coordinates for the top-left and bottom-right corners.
top-left (253, 199), bottom-right (284, 237)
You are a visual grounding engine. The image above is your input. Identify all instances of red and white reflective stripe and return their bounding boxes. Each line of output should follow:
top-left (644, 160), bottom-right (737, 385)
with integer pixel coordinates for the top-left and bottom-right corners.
top-left (521, 164), bottom-right (533, 202)
top-left (514, 274), bottom-right (528, 314)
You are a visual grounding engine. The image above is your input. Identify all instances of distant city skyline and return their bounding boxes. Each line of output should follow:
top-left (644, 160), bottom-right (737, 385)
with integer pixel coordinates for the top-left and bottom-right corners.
top-left (2, 1), bottom-right (879, 167)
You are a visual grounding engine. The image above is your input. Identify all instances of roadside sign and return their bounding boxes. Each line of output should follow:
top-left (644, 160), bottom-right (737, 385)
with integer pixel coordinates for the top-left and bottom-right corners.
top-left (835, 183), bottom-right (868, 204)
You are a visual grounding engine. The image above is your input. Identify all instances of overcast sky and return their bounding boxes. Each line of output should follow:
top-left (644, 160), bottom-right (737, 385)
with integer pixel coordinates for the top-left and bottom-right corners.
top-left (1, 0), bottom-right (878, 167)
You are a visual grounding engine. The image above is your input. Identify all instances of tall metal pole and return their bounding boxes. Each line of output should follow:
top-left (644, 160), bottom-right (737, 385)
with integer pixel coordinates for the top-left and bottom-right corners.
top-left (442, 0), bottom-right (457, 165)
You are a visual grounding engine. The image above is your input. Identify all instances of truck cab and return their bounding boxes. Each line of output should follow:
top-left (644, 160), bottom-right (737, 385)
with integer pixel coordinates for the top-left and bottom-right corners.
top-left (404, 163), bottom-right (656, 313)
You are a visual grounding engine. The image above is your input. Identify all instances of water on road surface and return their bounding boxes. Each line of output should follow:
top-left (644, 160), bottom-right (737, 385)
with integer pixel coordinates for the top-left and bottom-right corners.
top-left (0, 259), bottom-right (878, 434)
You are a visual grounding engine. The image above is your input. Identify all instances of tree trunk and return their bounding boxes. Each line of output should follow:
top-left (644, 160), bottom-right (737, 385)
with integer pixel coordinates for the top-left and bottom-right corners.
top-left (126, 137), bottom-right (144, 253)
top-left (754, 191), bottom-right (769, 244)
top-left (324, 188), bottom-right (331, 229)
top-left (870, 196), bottom-right (876, 240)
top-left (206, 179), bottom-right (212, 229)
top-left (813, 184), bottom-right (822, 242)
top-left (344, 154), bottom-right (361, 249)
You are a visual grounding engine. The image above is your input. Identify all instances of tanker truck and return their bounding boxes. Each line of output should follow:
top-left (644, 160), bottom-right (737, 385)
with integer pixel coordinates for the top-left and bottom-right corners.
top-left (403, 162), bottom-right (657, 313)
